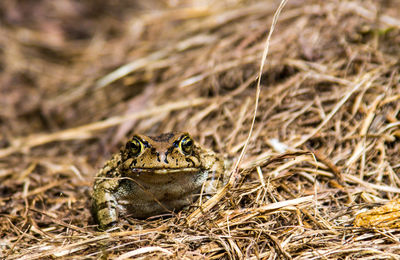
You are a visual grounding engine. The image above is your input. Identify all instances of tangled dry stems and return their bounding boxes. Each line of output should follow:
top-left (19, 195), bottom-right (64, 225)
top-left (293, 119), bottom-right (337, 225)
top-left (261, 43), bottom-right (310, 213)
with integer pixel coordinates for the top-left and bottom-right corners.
top-left (1, 0), bottom-right (400, 259)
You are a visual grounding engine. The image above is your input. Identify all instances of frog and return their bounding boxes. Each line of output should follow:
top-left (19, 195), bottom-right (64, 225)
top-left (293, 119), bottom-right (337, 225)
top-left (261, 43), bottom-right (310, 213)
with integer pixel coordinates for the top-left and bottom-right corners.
top-left (91, 132), bottom-right (225, 229)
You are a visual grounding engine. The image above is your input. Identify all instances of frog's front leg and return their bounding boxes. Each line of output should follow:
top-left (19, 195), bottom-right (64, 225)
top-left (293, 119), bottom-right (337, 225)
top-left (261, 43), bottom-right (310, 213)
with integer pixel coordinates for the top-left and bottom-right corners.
top-left (202, 151), bottom-right (225, 195)
top-left (92, 179), bottom-right (120, 230)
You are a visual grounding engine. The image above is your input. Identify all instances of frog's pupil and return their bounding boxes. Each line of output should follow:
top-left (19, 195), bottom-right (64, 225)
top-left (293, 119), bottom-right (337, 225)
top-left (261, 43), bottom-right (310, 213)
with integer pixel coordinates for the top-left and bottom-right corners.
top-left (181, 137), bottom-right (193, 154)
top-left (131, 139), bottom-right (141, 155)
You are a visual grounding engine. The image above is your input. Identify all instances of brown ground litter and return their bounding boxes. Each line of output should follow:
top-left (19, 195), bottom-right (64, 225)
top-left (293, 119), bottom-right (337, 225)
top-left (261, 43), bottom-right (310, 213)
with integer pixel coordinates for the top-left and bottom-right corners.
top-left (1, 0), bottom-right (400, 259)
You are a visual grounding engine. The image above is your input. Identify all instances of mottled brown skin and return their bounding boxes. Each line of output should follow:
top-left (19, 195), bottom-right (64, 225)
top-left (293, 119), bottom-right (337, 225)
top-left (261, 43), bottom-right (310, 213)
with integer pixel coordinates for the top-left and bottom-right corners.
top-left (91, 132), bottom-right (224, 229)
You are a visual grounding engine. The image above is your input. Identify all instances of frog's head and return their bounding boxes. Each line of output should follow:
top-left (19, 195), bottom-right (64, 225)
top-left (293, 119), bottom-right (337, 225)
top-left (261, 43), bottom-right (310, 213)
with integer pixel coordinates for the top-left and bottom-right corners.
top-left (121, 132), bottom-right (203, 174)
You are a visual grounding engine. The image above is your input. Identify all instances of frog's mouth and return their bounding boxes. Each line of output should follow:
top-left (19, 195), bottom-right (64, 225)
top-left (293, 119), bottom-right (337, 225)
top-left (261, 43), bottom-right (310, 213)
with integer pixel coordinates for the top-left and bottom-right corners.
top-left (130, 167), bottom-right (201, 175)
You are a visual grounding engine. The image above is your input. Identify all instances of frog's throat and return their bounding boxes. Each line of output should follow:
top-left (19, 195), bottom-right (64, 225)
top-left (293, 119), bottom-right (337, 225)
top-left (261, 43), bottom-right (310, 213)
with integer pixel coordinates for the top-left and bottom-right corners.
top-left (129, 167), bottom-right (201, 175)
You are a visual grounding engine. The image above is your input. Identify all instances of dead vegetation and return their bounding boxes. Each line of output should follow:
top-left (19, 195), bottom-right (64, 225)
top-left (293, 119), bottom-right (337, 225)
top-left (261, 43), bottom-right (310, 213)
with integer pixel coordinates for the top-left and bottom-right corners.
top-left (1, 0), bottom-right (400, 259)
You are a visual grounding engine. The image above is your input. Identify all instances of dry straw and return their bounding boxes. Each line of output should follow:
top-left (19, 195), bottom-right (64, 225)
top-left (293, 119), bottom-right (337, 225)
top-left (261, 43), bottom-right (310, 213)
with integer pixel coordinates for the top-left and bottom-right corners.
top-left (1, 0), bottom-right (400, 259)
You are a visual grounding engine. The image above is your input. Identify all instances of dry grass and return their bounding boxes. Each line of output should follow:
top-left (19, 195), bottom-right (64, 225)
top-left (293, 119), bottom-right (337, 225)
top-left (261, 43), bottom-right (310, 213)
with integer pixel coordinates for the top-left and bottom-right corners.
top-left (1, 0), bottom-right (400, 259)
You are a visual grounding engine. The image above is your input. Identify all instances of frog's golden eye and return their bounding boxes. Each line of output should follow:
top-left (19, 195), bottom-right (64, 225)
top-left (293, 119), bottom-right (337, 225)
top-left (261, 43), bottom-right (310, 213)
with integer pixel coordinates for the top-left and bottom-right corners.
top-left (128, 137), bottom-right (143, 156)
top-left (180, 135), bottom-right (193, 155)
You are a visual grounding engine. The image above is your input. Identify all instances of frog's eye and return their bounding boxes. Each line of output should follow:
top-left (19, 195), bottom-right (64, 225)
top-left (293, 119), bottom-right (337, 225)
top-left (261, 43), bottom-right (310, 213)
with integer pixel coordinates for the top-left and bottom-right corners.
top-left (180, 135), bottom-right (193, 155)
top-left (128, 137), bottom-right (143, 156)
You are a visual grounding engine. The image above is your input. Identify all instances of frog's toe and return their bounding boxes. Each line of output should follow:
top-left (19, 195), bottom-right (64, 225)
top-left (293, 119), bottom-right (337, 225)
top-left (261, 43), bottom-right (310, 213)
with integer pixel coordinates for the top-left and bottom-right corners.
top-left (98, 220), bottom-right (118, 231)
